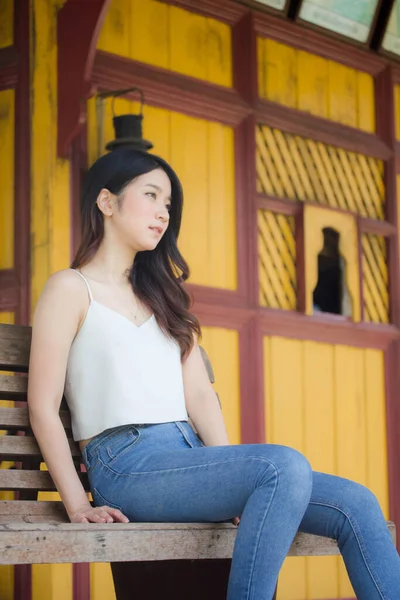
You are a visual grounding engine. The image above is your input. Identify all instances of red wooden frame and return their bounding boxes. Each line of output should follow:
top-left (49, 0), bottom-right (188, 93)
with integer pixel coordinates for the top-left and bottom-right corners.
top-left (57, 0), bottom-right (111, 158)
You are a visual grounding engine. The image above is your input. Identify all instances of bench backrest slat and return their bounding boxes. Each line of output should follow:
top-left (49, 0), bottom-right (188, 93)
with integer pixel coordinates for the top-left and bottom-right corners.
top-left (0, 470), bottom-right (89, 492)
top-left (0, 324), bottom-right (31, 372)
top-left (0, 407), bottom-right (71, 430)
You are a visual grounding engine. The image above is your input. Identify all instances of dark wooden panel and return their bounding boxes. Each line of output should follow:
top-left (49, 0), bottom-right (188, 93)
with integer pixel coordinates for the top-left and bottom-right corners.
top-left (0, 324), bottom-right (31, 372)
top-left (0, 470), bottom-right (88, 491)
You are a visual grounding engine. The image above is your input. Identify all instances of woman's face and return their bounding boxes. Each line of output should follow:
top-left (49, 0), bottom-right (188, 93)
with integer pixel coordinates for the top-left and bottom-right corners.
top-left (110, 168), bottom-right (172, 251)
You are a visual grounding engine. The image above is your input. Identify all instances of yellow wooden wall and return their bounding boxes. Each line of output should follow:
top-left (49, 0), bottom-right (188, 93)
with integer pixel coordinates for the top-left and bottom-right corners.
top-left (264, 337), bottom-right (388, 600)
top-left (98, 0), bottom-right (232, 87)
top-left (0, 0), bottom-right (13, 49)
top-left (258, 38), bottom-right (376, 132)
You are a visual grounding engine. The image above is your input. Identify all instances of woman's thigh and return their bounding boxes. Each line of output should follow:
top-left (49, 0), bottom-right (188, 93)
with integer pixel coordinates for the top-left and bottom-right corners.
top-left (88, 424), bottom-right (311, 523)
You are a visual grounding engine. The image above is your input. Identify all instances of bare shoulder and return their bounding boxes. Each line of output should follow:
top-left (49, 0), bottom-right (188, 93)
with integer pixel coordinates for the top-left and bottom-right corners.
top-left (34, 269), bottom-right (88, 324)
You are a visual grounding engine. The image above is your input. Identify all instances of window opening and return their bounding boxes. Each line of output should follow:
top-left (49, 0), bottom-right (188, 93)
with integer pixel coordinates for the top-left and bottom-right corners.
top-left (313, 227), bottom-right (352, 317)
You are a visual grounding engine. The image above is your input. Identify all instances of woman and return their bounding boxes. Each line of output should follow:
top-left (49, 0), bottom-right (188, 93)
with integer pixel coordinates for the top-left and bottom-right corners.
top-left (28, 148), bottom-right (400, 600)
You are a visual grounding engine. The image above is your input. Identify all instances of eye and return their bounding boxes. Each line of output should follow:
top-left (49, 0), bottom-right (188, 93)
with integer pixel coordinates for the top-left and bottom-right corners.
top-left (146, 191), bottom-right (156, 199)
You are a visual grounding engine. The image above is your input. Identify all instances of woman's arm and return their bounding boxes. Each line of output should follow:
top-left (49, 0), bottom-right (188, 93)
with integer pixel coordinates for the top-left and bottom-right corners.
top-left (182, 343), bottom-right (230, 446)
top-left (28, 271), bottom-right (128, 524)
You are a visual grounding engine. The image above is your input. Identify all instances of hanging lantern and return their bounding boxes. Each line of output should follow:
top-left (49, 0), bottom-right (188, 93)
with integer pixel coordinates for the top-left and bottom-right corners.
top-left (96, 87), bottom-right (153, 157)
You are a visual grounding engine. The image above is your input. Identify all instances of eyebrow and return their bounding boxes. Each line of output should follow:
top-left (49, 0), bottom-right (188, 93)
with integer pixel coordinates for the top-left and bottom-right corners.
top-left (145, 183), bottom-right (172, 202)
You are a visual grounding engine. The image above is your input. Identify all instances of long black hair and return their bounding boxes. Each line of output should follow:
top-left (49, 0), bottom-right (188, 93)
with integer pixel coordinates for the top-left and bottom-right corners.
top-left (71, 148), bottom-right (201, 359)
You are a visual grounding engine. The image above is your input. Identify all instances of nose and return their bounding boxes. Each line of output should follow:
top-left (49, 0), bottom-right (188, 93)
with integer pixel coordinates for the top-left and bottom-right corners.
top-left (156, 206), bottom-right (169, 221)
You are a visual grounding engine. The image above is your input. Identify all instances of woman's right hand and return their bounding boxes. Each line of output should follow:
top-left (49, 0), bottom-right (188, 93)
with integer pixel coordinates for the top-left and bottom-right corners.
top-left (70, 504), bottom-right (130, 524)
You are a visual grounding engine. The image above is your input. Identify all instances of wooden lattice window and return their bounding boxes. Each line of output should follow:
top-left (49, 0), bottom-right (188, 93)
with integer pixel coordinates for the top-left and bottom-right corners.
top-left (362, 234), bottom-right (389, 323)
top-left (256, 125), bottom-right (385, 220)
top-left (258, 210), bottom-right (296, 310)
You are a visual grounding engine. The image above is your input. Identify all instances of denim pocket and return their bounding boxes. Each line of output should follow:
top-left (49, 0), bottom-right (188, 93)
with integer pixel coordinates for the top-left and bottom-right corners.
top-left (175, 421), bottom-right (205, 448)
top-left (106, 427), bottom-right (140, 462)
top-left (92, 487), bottom-right (123, 511)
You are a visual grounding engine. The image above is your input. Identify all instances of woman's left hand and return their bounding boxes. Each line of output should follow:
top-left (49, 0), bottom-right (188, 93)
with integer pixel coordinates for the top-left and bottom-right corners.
top-left (232, 516), bottom-right (241, 526)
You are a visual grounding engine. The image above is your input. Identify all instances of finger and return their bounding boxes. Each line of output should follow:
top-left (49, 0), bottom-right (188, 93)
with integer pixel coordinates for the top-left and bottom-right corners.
top-left (90, 513), bottom-right (107, 523)
top-left (106, 507), bottom-right (129, 523)
top-left (98, 511), bottom-right (113, 523)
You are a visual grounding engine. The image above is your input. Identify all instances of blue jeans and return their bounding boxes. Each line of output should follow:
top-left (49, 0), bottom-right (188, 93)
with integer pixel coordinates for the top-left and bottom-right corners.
top-left (82, 421), bottom-right (400, 600)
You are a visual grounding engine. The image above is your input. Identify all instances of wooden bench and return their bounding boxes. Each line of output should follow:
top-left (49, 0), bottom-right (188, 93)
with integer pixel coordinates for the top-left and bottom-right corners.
top-left (0, 322), bottom-right (396, 599)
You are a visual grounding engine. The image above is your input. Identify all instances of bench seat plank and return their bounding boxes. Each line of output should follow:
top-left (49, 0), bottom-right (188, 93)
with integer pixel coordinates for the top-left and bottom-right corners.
top-left (0, 521), bottom-right (395, 565)
top-left (0, 470), bottom-right (89, 491)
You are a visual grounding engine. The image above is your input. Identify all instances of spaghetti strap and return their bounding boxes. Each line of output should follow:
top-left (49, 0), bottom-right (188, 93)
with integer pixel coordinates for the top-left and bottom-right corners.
top-left (71, 269), bottom-right (94, 303)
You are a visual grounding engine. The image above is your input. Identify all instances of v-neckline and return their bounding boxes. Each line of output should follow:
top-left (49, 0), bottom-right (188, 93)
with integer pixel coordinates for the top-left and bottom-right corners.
top-left (91, 300), bottom-right (155, 330)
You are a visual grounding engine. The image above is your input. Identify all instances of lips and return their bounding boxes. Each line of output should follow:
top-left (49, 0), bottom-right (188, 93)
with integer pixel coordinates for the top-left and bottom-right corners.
top-left (149, 226), bottom-right (163, 235)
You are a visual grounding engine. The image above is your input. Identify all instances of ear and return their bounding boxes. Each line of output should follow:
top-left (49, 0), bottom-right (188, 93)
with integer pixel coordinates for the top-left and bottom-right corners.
top-left (96, 189), bottom-right (115, 216)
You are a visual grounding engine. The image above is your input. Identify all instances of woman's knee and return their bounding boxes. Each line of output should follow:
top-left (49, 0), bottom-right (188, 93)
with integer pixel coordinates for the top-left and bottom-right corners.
top-left (257, 445), bottom-right (313, 502)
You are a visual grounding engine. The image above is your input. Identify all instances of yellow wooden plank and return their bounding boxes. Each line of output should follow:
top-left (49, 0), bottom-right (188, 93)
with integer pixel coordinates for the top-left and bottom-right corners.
top-left (356, 72), bottom-right (375, 133)
top-left (31, 0), bottom-right (71, 314)
top-left (90, 564), bottom-right (116, 600)
top-left (334, 345), bottom-right (366, 597)
top-left (0, 0), bottom-right (13, 48)
top-left (257, 37), bottom-right (266, 98)
top-left (130, 0), bottom-right (169, 69)
top-left (0, 313), bottom-right (14, 325)
top-left (395, 85), bottom-right (400, 140)
top-left (32, 564), bottom-right (73, 600)
top-left (303, 341), bottom-right (339, 599)
top-left (201, 327), bottom-right (241, 444)
top-left (0, 89), bottom-right (14, 270)
top-left (264, 337), bottom-right (307, 598)
top-left (143, 104), bottom-right (171, 161)
top-left (170, 112), bottom-right (209, 286)
top-left (205, 17), bottom-right (232, 87)
top-left (264, 39), bottom-right (297, 108)
top-left (297, 51), bottom-right (329, 119)
top-left (328, 62), bottom-right (357, 128)
top-left (364, 350), bottom-right (389, 516)
top-left (97, 0), bottom-right (131, 57)
top-left (169, 6), bottom-right (207, 81)
top-left (208, 123), bottom-right (237, 289)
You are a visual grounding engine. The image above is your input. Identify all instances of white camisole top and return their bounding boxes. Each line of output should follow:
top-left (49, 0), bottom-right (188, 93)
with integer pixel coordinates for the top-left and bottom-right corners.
top-left (64, 270), bottom-right (189, 441)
